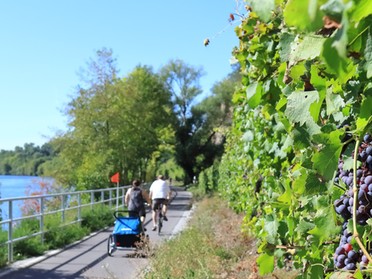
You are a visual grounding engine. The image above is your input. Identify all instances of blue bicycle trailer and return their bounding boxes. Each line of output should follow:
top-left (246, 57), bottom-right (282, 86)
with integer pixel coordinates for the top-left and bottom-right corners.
top-left (107, 210), bottom-right (147, 256)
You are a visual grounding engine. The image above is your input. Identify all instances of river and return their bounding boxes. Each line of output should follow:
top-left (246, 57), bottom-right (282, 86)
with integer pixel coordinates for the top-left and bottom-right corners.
top-left (0, 175), bottom-right (52, 219)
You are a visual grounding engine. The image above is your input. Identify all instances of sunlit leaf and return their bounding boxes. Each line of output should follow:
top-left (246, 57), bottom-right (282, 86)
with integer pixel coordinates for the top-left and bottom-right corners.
top-left (246, 82), bottom-right (263, 108)
top-left (325, 86), bottom-right (345, 115)
top-left (312, 130), bottom-right (343, 181)
top-left (285, 90), bottom-right (319, 125)
top-left (257, 253), bottom-right (275, 275)
top-left (364, 28), bottom-right (372, 78)
top-left (284, 0), bottom-right (324, 31)
top-left (264, 215), bottom-right (279, 244)
top-left (251, 0), bottom-right (275, 22)
top-left (356, 94), bottom-right (372, 132)
top-left (321, 38), bottom-right (349, 82)
top-left (308, 204), bottom-right (338, 246)
top-left (289, 35), bottom-right (326, 64)
top-left (350, 0), bottom-right (372, 22)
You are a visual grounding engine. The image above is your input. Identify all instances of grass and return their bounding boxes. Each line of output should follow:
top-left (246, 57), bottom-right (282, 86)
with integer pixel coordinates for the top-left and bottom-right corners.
top-left (144, 195), bottom-right (299, 279)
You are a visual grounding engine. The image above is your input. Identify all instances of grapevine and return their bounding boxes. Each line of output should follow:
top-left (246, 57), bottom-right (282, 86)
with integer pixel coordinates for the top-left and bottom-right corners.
top-left (218, 0), bottom-right (372, 277)
top-left (334, 135), bottom-right (372, 271)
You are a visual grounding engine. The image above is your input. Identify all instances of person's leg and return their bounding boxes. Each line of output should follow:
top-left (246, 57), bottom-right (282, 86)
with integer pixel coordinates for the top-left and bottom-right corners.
top-left (151, 200), bottom-right (158, 230)
top-left (140, 215), bottom-right (146, 232)
top-left (162, 199), bottom-right (168, 221)
top-left (152, 210), bottom-right (157, 225)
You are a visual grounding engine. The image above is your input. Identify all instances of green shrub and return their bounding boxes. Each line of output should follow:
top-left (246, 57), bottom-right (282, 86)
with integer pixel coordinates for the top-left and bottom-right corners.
top-left (44, 224), bottom-right (88, 249)
top-left (81, 206), bottom-right (114, 232)
top-left (12, 218), bottom-right (46, 259)
top-left (13, 236), bottom-right (46, 259)
top-left (0, 247), bottom-right (7, 268)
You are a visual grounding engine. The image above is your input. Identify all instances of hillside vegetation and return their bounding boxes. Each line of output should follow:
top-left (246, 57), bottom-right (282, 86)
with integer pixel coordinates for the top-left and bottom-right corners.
top-left (211, 0), bottom-right (372, 277)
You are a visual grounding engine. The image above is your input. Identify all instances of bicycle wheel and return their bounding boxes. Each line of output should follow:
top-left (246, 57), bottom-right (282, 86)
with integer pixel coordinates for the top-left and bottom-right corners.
top-left (157, 211), bottom-right (163, 235)
top-left (107, 234), bottom-right (115, 256)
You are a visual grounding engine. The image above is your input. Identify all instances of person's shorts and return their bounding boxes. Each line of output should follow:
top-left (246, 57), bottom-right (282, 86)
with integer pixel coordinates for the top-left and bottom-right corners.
top-left (152, 198), bottom-right (168, 211)
top-left (128, 207), bottom-right (146, 218)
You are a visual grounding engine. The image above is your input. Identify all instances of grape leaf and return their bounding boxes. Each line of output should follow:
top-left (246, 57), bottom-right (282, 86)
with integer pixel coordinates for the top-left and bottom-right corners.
top-left (305, 172), bottom-right (326, 195)
top-left (251, 0), bottom-right (275, 22)
top-left (296, 219), bottom-right (315, 234)
top-left (257, 253), bottom-right (275, 275)
top-left (277, 183), bottom-right (292, 204)
top-left (284, 0), bottom-right (323, 31)
top-left (350, 0), bottom-right (372, 22)
top-left (285, 90), bottom-right (319, 126)
top-left (308, 205), bottom-right (338, 246)
top-left (246, 82), bottom-right (262, 108)
top-left (307, 264), bottom-right (324, 279)
top-left (292, 167), bottom-right (307, 194)
top-left (331, 11), bottom-right (349, 59)
top-left (289, 35), bottom-right (326, 64)
top-left (286, 216), bottom-right (295, 238)
top-left (279, 33), bottom-right (296, 62)
top-left (326, 86), bottom-right (345, 115)
top-left (264, 215), bottom-right (279, 244)
top-left (321, 38), bottom-right (349, 82)
top-left (364, 28), bottom-right (372, 78)
top-left (312, 130), bottom-right (343, 181)
top-left (356, 94), bottom-right (372, 132)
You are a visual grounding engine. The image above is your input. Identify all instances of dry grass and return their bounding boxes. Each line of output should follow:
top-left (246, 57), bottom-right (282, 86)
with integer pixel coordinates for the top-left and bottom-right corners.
top-left (144, 195), bottom-right (299, 279)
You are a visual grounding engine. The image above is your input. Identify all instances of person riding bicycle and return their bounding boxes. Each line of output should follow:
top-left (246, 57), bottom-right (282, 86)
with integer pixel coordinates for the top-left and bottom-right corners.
top-left (125, 179), bottom-right (151, 231)
top-left (149, 175), bottom-right (171, 231)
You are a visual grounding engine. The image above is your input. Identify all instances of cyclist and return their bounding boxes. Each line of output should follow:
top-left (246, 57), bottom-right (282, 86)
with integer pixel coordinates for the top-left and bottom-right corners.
top-left (149, 175), bottom-right (171, 231)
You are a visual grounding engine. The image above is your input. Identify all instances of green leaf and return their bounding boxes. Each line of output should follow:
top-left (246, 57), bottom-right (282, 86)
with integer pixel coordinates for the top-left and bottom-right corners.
top-left (321, 37), bottom-right (349, 82)
top-left (257, 253), bottom-right (275, 275)
top-left (320, 0), bottom-right (344, 22)
top-left (350, 0), bottom-right (372, 22)
top-left (242, 130), bottom-right (254, 142)
top-left (326, 86), bottom-right (345, 115)
top-left (285, 91), bottom-right (321, 135)
top-left (264, 215), bottom-right (279, 244)
top-left (284, 0), bottom-right (323, 31)
top-left (312, 130), bottom-right (343, 181)
top-left (308, 204), bottom-right (338, 246)
top-left (251, 0), bottom-right (275, 22)
top-left (289, 35), bottom-right (326, 64)
top-left (364, 28), bottom-right (372, 79)
top-left (356, 94), bottom-right (372, 132)
top-left (246, 82), bottom-right (262, 108)
top-left (278, 33), bottom-right (296, 62)
top-left (277, 183), bottom-right (292, 204)
top-left (307, 264), bottom-right (324, 279)
top-left (297, 219), bottom-right (315, 234)
top-left (286, 216), bottom-right (296, 238)
top-left (331, 18), bottom-right (349, 59)
top-left (304, 172), bottom-right (326, 195)
top-left (292, 167), bottom-right (307, 194)
top-left (285, 91), bottom-right (318, 125)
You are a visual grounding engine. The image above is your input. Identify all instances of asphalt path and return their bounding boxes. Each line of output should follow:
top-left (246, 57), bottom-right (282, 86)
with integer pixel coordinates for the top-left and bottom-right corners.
top-left (0, 187), bottom-right (193, 279)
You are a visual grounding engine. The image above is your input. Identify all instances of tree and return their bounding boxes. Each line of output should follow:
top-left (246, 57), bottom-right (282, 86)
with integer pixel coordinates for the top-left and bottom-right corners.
top-left (160, 59), bottom-right (204, 126)
top-left (53, 49), bottom-right (175, 189)
top-left (161, 59), bottom-right (239, 183)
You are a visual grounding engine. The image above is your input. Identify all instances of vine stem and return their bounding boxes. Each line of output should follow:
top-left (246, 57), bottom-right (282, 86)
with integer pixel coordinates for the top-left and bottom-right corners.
top-left (352, 138), bottom-right (372, 263)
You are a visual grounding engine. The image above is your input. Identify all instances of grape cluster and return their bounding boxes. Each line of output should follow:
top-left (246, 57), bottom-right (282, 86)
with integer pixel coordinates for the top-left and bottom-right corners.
top-left (333, 134), bottom-right (372, 270)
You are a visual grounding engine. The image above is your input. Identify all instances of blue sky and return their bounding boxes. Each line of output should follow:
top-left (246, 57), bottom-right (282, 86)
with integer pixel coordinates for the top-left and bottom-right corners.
top-left (0, 1), bottom-right (243, 151)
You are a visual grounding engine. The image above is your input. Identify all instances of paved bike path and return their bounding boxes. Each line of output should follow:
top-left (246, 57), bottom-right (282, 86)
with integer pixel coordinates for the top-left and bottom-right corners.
top-left (1, 187), bottom-right (193, 279)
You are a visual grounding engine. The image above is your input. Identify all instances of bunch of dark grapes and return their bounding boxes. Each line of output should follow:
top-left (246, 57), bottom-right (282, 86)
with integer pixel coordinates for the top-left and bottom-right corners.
top-left (333, 134), bottom-right (372, 271)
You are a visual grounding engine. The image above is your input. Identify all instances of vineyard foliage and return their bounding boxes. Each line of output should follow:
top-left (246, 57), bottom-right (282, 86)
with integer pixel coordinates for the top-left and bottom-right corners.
top-left (218, 0), bottom-right (372, 277)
